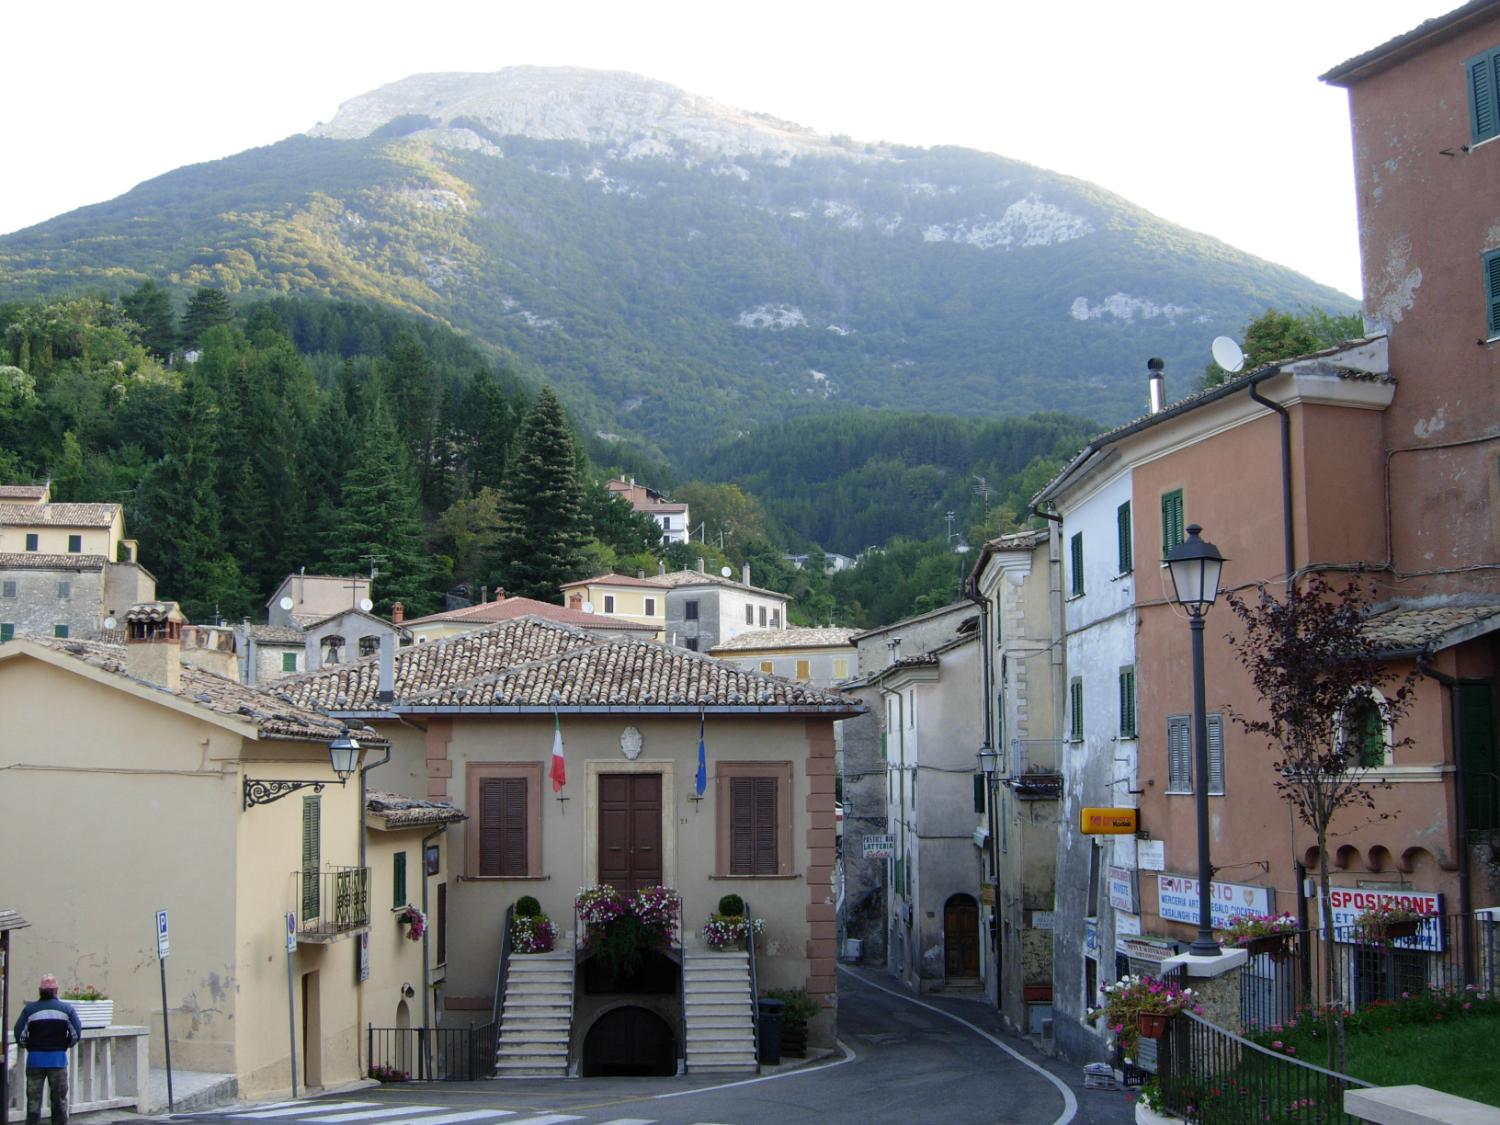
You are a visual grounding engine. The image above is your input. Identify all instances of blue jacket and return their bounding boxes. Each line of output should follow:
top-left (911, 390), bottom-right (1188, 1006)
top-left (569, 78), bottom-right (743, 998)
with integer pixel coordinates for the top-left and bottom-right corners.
top-left (13, 998), bottom-right (82, 1069)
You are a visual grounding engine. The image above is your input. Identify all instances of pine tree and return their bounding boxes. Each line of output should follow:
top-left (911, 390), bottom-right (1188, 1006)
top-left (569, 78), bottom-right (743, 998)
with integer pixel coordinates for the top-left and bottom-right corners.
top-left (120, 280), bottom-right (177, 359)
top-left (179, 287), bottom-right (235, 350)
top-left (327, 392), bottom-right (432, 615)
top-left (491, 386), bottom-right (588, 600)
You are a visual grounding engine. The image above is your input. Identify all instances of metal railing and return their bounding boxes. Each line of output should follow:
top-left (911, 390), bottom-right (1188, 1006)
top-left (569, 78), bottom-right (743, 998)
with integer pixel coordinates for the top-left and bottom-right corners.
top-left (1157, 1010), bottom-right (1370, 1124)
top-left (367, 1023), bottom-right (496, 1081)
top-left (293, 866), bottom-right (369, 935)
top-left (491, 903), bottom-right (514, 1031)
top-left (745, 898), bottom-right (760, 1062)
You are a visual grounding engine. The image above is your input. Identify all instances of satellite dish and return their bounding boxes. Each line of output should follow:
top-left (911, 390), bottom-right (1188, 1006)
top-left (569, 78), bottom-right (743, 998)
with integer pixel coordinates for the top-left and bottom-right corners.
top-left (278, 596), bottom-right (294, 611)
top-left (359, 598), bottom-right (374, 613)
top-left (720, 566), bottom-right (732, 578)
top-left (1211, 336), bottom-right (1246, 374)
top-left (583, 602), bottom-right (595, 614)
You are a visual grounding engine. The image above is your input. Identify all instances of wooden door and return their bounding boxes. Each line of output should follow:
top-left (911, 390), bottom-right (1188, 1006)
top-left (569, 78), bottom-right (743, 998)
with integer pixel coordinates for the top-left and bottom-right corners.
top-left (944, 894), bottom-right (980, 978)
top-left (598, 773), bottom-right (662, 891)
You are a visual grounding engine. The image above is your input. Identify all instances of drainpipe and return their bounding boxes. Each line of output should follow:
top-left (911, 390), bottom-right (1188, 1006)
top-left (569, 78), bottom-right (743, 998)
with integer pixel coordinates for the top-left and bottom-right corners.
top-left (1418, 659), bottom-right (1471, 975)
top-left (420, 825), bottom-right (449, 1048)
top-left (962, 572), bottom-right (1001, 1007)
top-left (354, 740), bottom-right (390, 1076)
top-left (1246, 369), bottom-right (1294, 592)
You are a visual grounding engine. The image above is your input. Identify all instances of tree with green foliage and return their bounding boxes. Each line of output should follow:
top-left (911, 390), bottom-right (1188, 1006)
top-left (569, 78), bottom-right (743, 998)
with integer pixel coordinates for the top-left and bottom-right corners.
top-left (431, 487), bottom-right (504, 594)
top-left (492, 387), bottom-right (589, 600)
top-left (1200, 307), bottom-right (1367, 389)
top-left (120, 280), bottom-right (177, 359)
top-left (582, 478), bottom-right (665, 561)
top-left (179, 287), bottom-right (235, 349)
top-left (328, 393), bottom-right (432, 615)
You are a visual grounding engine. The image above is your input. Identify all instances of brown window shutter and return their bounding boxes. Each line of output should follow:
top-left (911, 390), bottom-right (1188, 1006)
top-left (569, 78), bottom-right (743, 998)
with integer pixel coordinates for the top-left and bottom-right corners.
top-left (479, 777), bottom-right (529, 877)
top-left (501, 778), bottom-right (527, 876)
top-left (436, 882), bottom-right (447, 965)
top-left (753, 777), bottom-right (777, 874)
top-left (730, 776), bottom-right (778, 875)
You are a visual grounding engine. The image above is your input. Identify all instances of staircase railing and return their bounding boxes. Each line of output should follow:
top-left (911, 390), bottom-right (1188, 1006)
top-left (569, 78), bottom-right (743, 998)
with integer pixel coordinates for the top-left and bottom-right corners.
top-left (490, 903), bottom-right (514, 1033)
top-left (745, 898), bottom-right (760, 1067)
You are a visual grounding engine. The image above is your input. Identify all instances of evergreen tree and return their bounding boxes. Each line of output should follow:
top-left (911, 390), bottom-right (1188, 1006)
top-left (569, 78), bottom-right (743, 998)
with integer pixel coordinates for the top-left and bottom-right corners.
top-left (120, 280), bottom-right (177, 359)
top-left (492, 387), bottom-right (588, 600)
top-left (179, 287), bottom-right (235, 349)
top-left (328, 393), bottom-right (432, 615)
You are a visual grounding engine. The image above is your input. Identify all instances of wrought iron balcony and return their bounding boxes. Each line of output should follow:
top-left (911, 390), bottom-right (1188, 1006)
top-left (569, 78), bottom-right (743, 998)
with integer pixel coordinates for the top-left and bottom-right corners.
top-left (1007, 739), bottom-right (1064, 800)
top-left (293, 866), bottom-right (370, 939)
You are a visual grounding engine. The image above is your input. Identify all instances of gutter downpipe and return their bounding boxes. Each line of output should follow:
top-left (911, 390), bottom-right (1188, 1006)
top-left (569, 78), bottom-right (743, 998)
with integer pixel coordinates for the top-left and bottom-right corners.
top-left (1246, 368), bottom-right (1293, 592)
top-left (420, 824), bottom-right (449, 1077)
top-left (356, 742), bottom-right (391, 1076)
top-left (962, 569), bottom-right (1000, 1008)
top-left (1418, 659), bottom-right (1472, 977)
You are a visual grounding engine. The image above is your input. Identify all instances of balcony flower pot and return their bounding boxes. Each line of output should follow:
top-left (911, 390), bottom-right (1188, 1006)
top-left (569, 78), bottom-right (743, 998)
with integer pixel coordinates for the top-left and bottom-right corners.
top-left (1241, 933), bottom-right (1292, 961)
top-left (1136, 1011), bottom-right (1171, 1040)
top-left (67, 1000), bottom-right (113, 1029)
top-left (1383, 919), bottom-right (1420, 939)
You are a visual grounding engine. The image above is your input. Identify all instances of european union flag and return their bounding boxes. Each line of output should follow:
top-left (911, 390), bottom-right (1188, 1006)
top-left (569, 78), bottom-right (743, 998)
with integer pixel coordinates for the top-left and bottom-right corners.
top-left (695, 711), bottom-right (707, 797)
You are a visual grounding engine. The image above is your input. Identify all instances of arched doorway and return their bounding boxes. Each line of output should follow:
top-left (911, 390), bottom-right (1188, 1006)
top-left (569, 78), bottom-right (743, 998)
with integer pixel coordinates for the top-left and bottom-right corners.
top-left (581, 1006), bottom-right (675, 1077)
top-left (944, 894), bottom-right (980, 980)
top-left (394, 999), bottom-right (411, 1077)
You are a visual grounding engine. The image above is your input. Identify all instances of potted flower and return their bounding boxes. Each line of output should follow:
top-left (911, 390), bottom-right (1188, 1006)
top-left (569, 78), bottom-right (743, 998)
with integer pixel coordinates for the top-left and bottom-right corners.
top-left (396, 905), bottom-right (426, 942)
top-left (510, 896), bottom-right (558, 954)
top-left (62, 984), bottom-right (112, 1029)
top-left (1216, 912), bottom-right (1298, 958)
top-left (1087, 974), bottom-right (1200, 1058)
top-left (575, 884), bottom-right (681, 983)
top-left (368, 1063), bottom-right (410, 1083)
top-left (1355, 901), bottom-right (1429, 943)
top-left (701, 894), bottom-right (765, 950)
top-left (765, 987), bottom-right (819, 1057)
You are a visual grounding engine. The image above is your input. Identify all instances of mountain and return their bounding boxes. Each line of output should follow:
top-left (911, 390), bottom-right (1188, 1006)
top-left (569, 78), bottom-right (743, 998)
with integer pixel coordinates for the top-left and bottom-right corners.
top-left (0, 67), bottom-right (1355, 461)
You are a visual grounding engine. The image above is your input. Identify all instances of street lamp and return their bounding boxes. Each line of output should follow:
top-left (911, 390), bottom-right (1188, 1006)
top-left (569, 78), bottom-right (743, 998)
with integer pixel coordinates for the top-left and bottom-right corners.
top-left (977, 742), bottom-right (999, 780)
top-left (1164, 524), bottom-right (1227, 956)
top-left (243, 727), bottom-right (362, 809)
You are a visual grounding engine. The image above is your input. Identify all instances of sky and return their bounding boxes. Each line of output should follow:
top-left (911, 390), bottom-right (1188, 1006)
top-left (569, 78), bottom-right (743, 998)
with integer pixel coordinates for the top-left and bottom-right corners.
top-left (4, 1), bottom-right (1460, 298)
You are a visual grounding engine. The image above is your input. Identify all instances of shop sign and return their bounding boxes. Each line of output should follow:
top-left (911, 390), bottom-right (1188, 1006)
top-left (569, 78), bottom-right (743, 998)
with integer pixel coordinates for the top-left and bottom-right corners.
top-left (1321, 888), bottom-right (1444, 951)
top-left (1080, 807), bottom-right (1138, 834)
top-left (1137, 840), bottom-right (1165, 871)
top-left (1108, 865), bottom-right (1137, 913)
top-left (1084, 917), bottom-right (1099, 961)
top-left (1158, 874), bottom-right (1273, 928)
top-left (863, 834), bottom-right (895, 859)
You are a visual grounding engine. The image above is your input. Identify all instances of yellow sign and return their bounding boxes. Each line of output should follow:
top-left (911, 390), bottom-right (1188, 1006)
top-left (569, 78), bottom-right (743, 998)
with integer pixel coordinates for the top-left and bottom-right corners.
top-left (1080, 807), bottom-right (1138, 835)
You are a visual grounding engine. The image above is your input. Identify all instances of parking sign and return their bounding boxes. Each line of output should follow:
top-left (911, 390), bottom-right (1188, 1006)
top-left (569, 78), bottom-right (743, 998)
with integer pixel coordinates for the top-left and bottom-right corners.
top-left (156, 909), bottom-right (170, 959)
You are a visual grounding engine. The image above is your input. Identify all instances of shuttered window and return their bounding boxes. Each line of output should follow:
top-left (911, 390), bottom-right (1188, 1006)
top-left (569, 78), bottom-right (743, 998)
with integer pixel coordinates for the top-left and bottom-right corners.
top-left (392, 851), bottom-right (407, 909)
top-left (479, 777), bottom-right (529, 877)
top-left (730, 776), bottom-right (778, 875)
top-left (1161, 490), bottom-right (1185, 555)
top-left (1069, 678), bottom-right (1084, 742)
top-left (301, 796), bottom-right (321, 921)
top-left (1119, 667), bottom-right (1137, 740)
top-left (282, 652), bottom-right (298, 672)
top-left (973, 773), bottom-right (986, 814)
top-left (1070, 532), bottom-right (1085, 597)
top-left (1485, 248), bottom-right (1500, 338)
top-left (1117, 501), bottom-right (1133, 574)
top-left (436, 881), bottom-right (447, 965)
top-left (1167, 714), bottom-right (1192, 793)
top-left (1207, 713), bottom-right (1225, 795)
top-left (1469, 46), bottom-right (1500, 145)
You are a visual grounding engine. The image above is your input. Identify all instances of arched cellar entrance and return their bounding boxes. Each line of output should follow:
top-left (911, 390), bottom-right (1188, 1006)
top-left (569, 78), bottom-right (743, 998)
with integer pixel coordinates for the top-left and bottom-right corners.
top-left (581, 1006), bottom-right (676, 1077)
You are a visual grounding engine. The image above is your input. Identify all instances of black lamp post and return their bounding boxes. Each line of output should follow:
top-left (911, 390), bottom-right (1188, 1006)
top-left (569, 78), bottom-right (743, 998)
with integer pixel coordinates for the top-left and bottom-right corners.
top-left (243, 727), bottom-right (362, 809)
top-left (1164, 524), bottom-right (1227, 956)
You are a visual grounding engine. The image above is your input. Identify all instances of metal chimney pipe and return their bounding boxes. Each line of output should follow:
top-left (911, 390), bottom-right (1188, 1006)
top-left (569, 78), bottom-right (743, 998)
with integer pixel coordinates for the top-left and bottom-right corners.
top-left (1148, 357), bottom-right (1166, 415)
top-left (378, 634), bottom-right (395, 703)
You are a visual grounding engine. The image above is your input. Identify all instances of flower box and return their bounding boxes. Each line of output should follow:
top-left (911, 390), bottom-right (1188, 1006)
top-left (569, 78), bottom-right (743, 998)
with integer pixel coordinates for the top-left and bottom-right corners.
top-left (1136, 1011), bottom-right (1171, 1039)
top-left (1240, 933), bottom-right (1292, 960)
top-left (68, 1000), bottom-right (113, 1029)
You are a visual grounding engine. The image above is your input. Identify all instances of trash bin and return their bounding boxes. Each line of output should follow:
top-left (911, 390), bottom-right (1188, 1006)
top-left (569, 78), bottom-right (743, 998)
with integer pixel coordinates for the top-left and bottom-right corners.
top-left (757, 997), bottom-right (785, 1064)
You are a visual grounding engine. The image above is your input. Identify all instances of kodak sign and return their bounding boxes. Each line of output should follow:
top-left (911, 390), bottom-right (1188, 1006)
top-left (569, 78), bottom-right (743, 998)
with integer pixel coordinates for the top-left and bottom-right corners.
top-left (1080, 807), bottom-right (1138, 835)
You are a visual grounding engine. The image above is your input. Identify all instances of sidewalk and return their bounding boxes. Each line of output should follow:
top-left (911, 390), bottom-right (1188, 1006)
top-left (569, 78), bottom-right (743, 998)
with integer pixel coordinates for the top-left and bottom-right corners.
top-left (838, 964), bottom-right (1141, 1125)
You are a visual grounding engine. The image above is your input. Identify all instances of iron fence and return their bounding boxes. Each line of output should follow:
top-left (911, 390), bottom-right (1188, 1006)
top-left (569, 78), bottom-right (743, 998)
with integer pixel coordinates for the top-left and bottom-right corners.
top-left (1157, 1010), bottom-right (1371, 1124)
top-left (367, 1022), bottom-right (497, 1082)
top-left (293, 866), bottom-right (369, 936)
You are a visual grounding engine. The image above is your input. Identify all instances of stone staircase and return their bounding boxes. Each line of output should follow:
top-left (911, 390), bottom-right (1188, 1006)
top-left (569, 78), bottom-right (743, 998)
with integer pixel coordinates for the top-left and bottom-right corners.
top-left (682, 950), bottom-right (758, 1074)
top-left (494, 948), bottom-right (575, 1077)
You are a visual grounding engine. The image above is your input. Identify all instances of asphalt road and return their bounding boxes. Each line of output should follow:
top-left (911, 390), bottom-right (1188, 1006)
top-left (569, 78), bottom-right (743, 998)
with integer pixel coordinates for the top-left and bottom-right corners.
top-left (162, 967), bottom-right (1140, 1125)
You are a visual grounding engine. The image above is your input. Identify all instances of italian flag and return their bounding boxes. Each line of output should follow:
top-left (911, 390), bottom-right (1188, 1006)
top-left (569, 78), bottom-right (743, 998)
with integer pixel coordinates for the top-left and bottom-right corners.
top-left (550, 714), bottom-right (566, 792)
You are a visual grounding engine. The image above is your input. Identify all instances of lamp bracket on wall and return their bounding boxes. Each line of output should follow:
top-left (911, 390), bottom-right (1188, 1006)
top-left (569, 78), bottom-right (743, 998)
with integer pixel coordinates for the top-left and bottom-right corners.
top-left (244, 777), bottom-right (344, 810)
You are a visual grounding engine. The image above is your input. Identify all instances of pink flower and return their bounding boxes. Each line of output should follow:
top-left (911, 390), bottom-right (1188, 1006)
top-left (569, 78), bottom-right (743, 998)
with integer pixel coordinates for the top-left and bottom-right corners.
top-left (1286, 1046), bottom-right (1296, 1055)
top-left (1271, 1040), bottom-right (1283, 1049)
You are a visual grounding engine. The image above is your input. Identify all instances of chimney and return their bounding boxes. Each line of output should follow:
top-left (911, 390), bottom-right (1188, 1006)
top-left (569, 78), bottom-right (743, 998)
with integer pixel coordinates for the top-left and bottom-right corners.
top-left (1148, 357), bottom-right (1166, 415)
top-left (391, 601), bottom-right (404, 624)
top-left (378, 633), bottom-right (395, 703)
top-left (242, 617), bottom-right (255, 686)
top-left (125, 602), bottom-right (185, 693)
top-left (569, 593), bottom-right (583, 609)
top-left (697, 557), bottom-right (706, 573)
top-left (658, 561), bottom-right (666, 576)
top-left (496, 588), bottom-right (505, 602)
top-left (637, 569), bottom-right (644, 579)
top-left (480, 585), bottom-right (488, 604)
top-left (742, 563), bottom-right (751, 586)
top-left (887, 635), bottom-right (902, 668)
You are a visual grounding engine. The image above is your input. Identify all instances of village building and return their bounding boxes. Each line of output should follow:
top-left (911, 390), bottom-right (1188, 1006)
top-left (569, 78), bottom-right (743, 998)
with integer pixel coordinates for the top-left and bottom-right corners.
top-left (605, 478), bottom-right (691, 545)
top-left (558, 573), bottom-right (668, 640)
top-left (653, 563), bottom-right (790, 653)
top-left (709, 626), bottom-right (857, 688)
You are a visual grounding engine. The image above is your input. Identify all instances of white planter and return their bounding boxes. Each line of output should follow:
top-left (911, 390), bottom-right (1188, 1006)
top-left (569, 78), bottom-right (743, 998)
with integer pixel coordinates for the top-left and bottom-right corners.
top-left (67, 1000), bottom-right (112, 1028)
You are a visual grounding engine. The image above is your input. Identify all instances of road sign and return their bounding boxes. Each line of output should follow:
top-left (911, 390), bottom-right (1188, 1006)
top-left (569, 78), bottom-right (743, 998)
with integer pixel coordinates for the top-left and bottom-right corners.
top-left (862, 834), bottom-right (895, 859)
top-left (285, 912), bottom-right (297, 953)
top-left (156, 909), bottom-right (170, 959)
top-left (1080, 807), bottom-right (1138, 834)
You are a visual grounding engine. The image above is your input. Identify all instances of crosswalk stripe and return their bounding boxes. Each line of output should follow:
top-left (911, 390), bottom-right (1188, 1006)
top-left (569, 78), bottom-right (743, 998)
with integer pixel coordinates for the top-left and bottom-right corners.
top-left (378, 1113), bottom-right (527, 1125)
top-left (303, 1106), bottom-right (462, 1123)
top-left (596, 1119), bottom-right (658, 1124)
top-left (235, 1103), bottom-right (381, 1119)
top-left (498, 1116), bottom-right (585, 1125)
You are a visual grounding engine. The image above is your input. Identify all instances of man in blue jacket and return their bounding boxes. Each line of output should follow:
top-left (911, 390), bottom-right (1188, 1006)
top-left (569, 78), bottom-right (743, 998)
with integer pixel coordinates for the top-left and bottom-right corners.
top-left (13, 975), bottom-right (82, 1125)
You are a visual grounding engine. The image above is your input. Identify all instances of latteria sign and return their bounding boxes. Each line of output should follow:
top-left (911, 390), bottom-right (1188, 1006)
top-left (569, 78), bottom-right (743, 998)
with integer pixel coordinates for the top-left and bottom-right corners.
top-left (1080, 807), bottom-right (1138, 834)
top-left (1158, 874), bottom-right (1273, 928)
top-left (1322, 888), bottom-right (1445, 952)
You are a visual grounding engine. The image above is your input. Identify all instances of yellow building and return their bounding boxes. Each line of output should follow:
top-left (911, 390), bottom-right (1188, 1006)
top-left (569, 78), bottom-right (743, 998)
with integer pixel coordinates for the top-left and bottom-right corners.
top-left (558, 573), bottom-right (668, 640)
top-left (0, 605), bottom-right (458, 1101)
top-left (402, 591), bottom-right (657, 644)
top-left (709, 627), bottom-right (857, 687)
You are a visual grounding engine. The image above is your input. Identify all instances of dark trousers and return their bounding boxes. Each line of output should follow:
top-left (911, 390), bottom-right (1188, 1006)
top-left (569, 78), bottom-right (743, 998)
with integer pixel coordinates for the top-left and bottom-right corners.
top-left (25, 1067), bottom-right (68, 1125)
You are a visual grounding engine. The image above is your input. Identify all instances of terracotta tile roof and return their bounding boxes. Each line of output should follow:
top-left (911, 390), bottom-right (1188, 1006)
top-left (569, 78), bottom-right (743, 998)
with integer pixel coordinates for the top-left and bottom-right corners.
top-left (711, 627), bottom-right (858, 652)
top-left (366, 790), bottom-right (466, 829)
top-left (560, 573), bottom-right (669, 590)
top-left (0, 485), bottom-right (47, 501)
top-left (0, 553), bottom-right (106, 570)
top-left (277, 616), bottom-right (600, 712)
top-left (404, 595), bottom-right (655, 632)
top-left (407, 635), bottom-right (862, 711)
top-left (650, 569), bottom-right (788, 599)
top-left (1362, 603), bottom-right (1500, 657)
top-left (16, 636), bottom-right (379, 743)
top-left (0, 502), bottom-right (119, 528)
top-left (249, 624), bottom-right (306, 644)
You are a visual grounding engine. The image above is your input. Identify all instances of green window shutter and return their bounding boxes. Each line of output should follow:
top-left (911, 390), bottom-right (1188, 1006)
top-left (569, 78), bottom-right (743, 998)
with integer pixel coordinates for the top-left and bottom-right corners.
top-left (1119, 668), bottom-right (1137, 739)
top-left (1485, 249), bottom-right (1500, 338)
top-left (1458, 682), bottom-right (1498, 833)
top-left (1469, 48), bottom-right (1500, 144)
top-left (301, 796), bottom-right (321, 921)
top-left (393, 851), bottom-right (407, 909)
top-left (1207, 713), bottom-right (1225, 795)
top-left (1070, 532), bottom-right (1085, 597)
top-left (282, 651), bottom-right (298, 673)
top-left (0, 624), bottom-right (12, 643)
top-left (1167, 714), bottom-right (1192, 792)
top-left (53, 625), bottom-right (68, 638)
top-left (1161, 490), bottom-right (1185, 555)
top-left (973, 773), bottom-right (986, 814)
top-left (1117, 501), bottom-right (1133, 574)
top-left (1070, 679), bottom-right (1084, 742)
